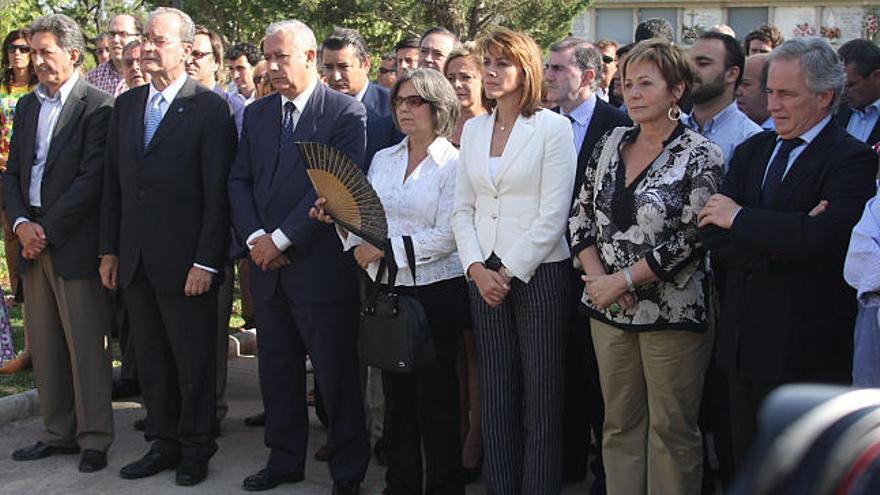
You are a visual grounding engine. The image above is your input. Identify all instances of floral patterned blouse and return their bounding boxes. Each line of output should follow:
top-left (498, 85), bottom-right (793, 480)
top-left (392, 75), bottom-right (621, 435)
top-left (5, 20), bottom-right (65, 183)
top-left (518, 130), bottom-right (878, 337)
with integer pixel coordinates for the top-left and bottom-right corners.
top-left (569, 124), bottom-right (724, 332)
top-left (0, 84), bottom-right (30, 168)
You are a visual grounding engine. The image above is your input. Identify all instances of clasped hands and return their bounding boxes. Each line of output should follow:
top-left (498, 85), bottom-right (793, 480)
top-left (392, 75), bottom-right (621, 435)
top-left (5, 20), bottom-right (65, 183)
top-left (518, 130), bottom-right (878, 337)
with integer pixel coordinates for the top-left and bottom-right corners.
top-left (248, 234), bottom-right (290, 271)
top-left (468, 264), bottom-right (511, 309)
top-left (583, 271), bottom-right (636, 311)
top-left (16, 222), bottom-right (47, 259)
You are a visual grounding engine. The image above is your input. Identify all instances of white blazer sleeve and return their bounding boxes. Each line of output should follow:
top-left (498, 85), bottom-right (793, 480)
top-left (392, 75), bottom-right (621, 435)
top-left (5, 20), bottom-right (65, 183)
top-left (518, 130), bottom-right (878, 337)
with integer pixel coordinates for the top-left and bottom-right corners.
top-left (452, 121), bottom-right (485, 275)
top-left (503, 115), bottom-right (576, 281)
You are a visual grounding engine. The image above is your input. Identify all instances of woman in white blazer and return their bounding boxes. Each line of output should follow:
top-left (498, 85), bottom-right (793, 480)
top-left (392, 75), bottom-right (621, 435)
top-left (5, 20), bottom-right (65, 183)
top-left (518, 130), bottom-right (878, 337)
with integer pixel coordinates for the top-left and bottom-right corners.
top-left (451, 28), bottom-right (576, 494)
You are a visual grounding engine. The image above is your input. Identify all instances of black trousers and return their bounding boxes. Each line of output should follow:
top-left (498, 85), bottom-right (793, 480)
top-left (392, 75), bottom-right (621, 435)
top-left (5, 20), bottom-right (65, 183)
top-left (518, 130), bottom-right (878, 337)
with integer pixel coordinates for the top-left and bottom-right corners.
top-left (124, 263), bottom-right (218, 461)
top-left (562, 272), bottom-right (605, 483)
top-left (382, 277), bottom-right (467, 495)
top-left (256, 290), bottom-right (369, 482)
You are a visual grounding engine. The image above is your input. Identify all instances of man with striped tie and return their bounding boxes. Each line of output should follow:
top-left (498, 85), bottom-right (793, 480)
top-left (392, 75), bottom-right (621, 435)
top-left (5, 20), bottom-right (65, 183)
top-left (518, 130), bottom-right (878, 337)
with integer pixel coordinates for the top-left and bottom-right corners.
top-left (99, 6), bottom-right (236, 487)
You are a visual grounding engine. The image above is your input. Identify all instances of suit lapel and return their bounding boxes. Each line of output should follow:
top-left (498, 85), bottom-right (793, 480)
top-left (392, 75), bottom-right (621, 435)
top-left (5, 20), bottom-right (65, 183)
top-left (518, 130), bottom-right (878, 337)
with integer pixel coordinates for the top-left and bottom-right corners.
top-left (19, 97), bottom-right (39, 194)
top-left (44, 78), bottom-right (87, 175)
top-left (746, 134), bottom-right (777, 207)
top-left (257, 94), bottom-right (282, 188)
top-left (471, 113), bottom-right (495, 191)
top-left (868, 118), bottom-right (880, 147)
top-left (133, 86), bottom-right (147, 157)
top-left (145, 78), bottom-right (196, 154)
top-left (773, 122), bottom-right (836, 208)
top-left (493, 113), bottom-right (536, 185)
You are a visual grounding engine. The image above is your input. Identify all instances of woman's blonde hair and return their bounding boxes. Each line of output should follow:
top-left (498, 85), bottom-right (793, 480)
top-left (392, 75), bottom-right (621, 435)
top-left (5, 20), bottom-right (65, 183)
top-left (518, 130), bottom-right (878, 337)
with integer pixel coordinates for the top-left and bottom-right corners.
top-left (474, 28), bottom-right (543, 117)
top-left (444, 45), bottom-right (492, 112)
top-left (621, 38), bottom-right (696, 105)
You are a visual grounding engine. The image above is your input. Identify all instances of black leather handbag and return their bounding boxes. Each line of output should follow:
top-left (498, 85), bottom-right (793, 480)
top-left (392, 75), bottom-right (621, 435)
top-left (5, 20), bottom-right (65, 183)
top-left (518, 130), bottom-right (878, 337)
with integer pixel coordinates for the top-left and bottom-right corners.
top-left (358, 236), bottom-right (436, 373)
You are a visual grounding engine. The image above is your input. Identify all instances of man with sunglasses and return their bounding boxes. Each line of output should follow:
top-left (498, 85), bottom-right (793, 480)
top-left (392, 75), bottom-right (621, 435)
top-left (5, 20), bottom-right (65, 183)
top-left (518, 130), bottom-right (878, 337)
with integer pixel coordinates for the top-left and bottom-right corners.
top-left (594, 39), bottom-right (618, 102)
top-left (185, 25), bottom-right (244, 135)
top-left (86, 14), bottom-right (141, 96)
top-left (100, 7), bottom-right (235, 486)
top-left (375, 53), bottom-right (396, 89)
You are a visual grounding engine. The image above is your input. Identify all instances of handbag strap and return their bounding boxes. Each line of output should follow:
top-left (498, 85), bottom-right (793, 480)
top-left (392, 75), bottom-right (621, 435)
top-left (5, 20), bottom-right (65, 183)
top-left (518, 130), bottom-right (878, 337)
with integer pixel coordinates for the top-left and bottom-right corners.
top-left (402, 236), bottom-right (417, 285)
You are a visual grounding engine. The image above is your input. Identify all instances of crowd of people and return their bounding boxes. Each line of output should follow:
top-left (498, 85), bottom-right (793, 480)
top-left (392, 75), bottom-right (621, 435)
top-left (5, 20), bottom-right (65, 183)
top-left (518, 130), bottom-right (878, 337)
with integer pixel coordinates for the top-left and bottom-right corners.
top-left (0, 7), bottom-right (877, 495)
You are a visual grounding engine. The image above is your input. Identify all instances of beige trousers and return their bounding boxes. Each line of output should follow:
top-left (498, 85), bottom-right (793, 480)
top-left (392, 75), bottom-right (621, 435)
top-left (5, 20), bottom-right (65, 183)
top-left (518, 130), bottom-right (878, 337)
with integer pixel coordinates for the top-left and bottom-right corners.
top-left (23, 250), bottom-right (114, 451)
top-left (590, 318), bottom-right (712, 495)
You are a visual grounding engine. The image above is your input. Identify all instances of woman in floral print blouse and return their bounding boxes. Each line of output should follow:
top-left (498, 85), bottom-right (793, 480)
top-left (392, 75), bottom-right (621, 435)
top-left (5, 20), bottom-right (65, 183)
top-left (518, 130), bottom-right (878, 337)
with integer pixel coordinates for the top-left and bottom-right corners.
top-left (569, 39), bottom-right (723, 495)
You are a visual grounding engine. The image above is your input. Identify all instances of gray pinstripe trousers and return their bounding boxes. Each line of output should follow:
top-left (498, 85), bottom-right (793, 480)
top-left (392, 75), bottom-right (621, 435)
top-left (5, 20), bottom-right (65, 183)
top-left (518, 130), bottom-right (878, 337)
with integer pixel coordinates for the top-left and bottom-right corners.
top-left (469, 260), bottom-right (569, 495)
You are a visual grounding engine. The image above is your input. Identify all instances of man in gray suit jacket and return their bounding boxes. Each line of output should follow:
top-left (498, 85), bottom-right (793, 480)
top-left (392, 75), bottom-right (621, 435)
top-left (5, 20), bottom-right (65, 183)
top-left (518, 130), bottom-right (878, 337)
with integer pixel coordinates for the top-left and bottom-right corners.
top-left (5, 14), bottom-right (115, 474)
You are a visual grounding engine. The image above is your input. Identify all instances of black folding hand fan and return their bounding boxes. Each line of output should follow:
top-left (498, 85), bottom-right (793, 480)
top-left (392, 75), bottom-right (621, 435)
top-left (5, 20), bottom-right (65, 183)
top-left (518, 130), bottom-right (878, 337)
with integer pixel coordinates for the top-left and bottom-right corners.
top-left (297, 141), bottom-right (388, 248)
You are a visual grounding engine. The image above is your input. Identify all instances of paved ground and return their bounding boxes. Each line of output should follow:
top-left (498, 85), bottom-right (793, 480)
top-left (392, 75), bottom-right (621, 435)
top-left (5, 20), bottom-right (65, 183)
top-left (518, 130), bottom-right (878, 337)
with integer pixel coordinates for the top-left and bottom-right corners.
top-left (0, 356), bottom-right (597, 494)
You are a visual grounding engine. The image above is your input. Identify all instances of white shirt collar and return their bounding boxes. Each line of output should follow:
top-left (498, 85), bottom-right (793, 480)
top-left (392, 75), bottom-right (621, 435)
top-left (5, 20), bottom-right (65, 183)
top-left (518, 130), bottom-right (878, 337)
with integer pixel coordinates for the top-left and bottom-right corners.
top-left (854, 98), bottom-right (880, 116)
top-left (35, 71), bottom-right (79, 104)
top-left (353, 83), bottom-right (369, 102)
top-left (786, 114), bottom-right (832, 145)
top-left (281, 76), bottom-right (318, 114)
top-left (147, 72), bottom-right (188, 106)
top-left (388, 135), bottom-right (457, 165)
top-left (560, 93), bottom-right (597, 126)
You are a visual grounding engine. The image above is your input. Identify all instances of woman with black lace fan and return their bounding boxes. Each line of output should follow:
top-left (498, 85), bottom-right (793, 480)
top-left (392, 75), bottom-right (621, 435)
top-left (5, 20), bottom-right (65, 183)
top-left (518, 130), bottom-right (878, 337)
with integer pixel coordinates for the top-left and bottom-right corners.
top-left (311, 67), bottom-right (467, 494)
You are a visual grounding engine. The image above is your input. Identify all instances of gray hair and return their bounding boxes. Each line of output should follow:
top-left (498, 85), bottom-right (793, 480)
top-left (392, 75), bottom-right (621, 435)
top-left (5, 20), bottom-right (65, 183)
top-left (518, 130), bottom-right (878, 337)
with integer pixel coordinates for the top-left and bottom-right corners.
top-left (390, 68), bottom-right (460, 138)
top-left (768, 37), bottom-right (845, 113)
top-left (265, 20), bottom-right (317, 53)
top-left (147, 7), bottom-right (195, 43)
top-left (30, 14), bottom-right (85, 67)
top-left (548, 37), bottom-right (603, 91)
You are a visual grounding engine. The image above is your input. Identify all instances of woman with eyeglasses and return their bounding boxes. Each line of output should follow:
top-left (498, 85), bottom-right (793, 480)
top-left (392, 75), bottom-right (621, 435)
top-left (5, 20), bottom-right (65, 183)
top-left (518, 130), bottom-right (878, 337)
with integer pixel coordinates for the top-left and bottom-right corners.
top-left (0, 28), bottom-right (35, 374)
top-left (451, 28), bottom-right (576, 493)
top-left (312, 68), bottom-right (467, 494)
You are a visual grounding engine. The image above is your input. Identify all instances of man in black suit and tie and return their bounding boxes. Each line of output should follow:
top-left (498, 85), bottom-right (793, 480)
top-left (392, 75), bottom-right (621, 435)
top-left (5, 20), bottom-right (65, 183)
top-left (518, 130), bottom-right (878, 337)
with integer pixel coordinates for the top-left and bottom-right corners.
top-left (228, 19), bottom-right (369, 494)
top-left (698, 37), bottom-right (877, 466)
top-left (99, 7), bottom-right (236, 486)
top-left (544, 36), bottom-right (630, 494)
top-left (837, 39), bottom-right (880, 147)
top-left (5, 13), bottom-right (114, 474)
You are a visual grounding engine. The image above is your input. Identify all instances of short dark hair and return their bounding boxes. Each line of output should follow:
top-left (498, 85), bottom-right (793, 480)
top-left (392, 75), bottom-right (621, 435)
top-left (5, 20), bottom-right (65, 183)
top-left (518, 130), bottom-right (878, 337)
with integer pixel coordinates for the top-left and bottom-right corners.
top-left (635, 18), bottom-right (673, 43)
top-left (419, 26), bottom-right (461, 51)
top-left (838, 39), bottom-right (880, 78)
top-left (321, 27), bottom-right (369, 63)
top-left (30, 14), bottom-right (86, 67)
top-left (744, 24), bottom-right (784, 53)
top-left (548, 37), bottom-right (603, 90)
top-left (697, 31), bottom-right (746, 86)
top-left (225, 42), bottom-right (260, 66)
top-left (394, 36), bottom-right (419, 52)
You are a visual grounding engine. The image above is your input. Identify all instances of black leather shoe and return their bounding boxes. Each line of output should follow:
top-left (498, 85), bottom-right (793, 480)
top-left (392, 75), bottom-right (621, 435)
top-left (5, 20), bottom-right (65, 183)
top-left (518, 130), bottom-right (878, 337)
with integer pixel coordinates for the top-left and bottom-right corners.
top-left (243, 468), bottom-right (304, 491)
top-left (333, 480), bottom-right (361, 495)
top-left (176, 458), bottom-right (209, 486)
top-left (120, 451), bottom-right (180, 479)
top-left (78, 449), bottom-right (108, 473)
top-left (133, 417), bottom-right (146, 431)
top-left (12, 441), bottom-right (80, 461)
top-left (244, 412), bottom-right (265, 427)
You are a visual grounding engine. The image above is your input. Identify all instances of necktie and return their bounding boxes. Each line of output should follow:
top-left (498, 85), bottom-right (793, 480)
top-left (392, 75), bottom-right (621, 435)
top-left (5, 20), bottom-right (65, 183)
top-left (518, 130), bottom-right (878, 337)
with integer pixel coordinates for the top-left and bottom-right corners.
top-left (144, 93), bottom-right (164, 148)
top-left (279, 101), bottom-right (296, 158)
top-left (761, 137), bottom-right (804, 206)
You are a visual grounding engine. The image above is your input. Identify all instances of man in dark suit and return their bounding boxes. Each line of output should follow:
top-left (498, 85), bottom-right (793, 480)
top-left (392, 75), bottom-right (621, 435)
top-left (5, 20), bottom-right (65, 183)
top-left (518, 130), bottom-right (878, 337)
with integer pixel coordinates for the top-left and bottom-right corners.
top-left (321, 26), bottom-right (401, 167)
top-left (5, 13), bottom-right (114, 474)
top-left (99, 7), bottom-right (235, 486)
top-left (228, 19), bottom-right (369, 494)
top-left (837, 39), bottom-right (880, 147)
top-left (544, 36), bottom-right (630, 494)
top-left (698, 38), bottom-right (877, 467)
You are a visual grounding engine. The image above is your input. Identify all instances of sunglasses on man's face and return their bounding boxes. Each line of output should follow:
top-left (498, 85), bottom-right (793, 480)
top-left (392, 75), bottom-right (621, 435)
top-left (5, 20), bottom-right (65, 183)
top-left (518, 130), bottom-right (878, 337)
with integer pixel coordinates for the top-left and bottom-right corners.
top-left (378, 67), bottom-right (395, 75)
top-left (7, 45), bottom-right (29, 54)
top-left (602, 55), bottom-right (615, 64)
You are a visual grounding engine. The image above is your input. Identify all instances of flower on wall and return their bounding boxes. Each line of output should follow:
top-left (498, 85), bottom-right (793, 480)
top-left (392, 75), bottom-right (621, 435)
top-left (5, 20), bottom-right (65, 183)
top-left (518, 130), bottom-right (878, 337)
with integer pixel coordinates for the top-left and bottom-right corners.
top-left (865, 10), bottom-right (879, 41)
top-left (793, 22), bottom-right (817, 37)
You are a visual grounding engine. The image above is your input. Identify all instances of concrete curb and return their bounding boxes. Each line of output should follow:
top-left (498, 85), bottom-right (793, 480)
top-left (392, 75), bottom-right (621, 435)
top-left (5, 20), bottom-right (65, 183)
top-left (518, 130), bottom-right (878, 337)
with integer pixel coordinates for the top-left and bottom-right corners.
top-left (0, 388), bottom-right (38, 424)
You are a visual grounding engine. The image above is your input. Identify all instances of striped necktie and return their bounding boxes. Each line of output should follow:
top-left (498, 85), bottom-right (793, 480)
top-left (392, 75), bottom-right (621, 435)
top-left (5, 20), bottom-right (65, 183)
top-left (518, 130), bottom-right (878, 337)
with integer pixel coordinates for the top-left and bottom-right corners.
top-left (144, 93), bottom-right (165, 148)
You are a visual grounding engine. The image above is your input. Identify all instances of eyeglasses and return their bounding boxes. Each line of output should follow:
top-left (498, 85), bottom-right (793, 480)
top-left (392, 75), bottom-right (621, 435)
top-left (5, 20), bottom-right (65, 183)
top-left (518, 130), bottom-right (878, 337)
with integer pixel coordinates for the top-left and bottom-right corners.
top-left (393, 94), bottom-right (428, 108)
top-left (378, 67), bottom-right (395, 75)
top-left (107, 30), bottom-right (137, 39)
top-left (6, 45), bottom-right (29, 54)
top-left (602, 55), bottom-right (616, 64)
top-left (189, 50), bottom-right (213, 61)
top-left (140, 35), bottom-right (180, 47)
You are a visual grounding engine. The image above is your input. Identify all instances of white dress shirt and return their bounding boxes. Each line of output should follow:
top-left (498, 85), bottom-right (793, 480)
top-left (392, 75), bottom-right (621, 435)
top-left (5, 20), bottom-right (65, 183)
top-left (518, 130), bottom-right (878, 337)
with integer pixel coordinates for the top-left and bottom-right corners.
top-left (762, 114), bottom-right (833, 186)
top-left (14, 72), bottom-right (81, 232)
top-left (340, 136), bottom-right (462, 286)
top-left (246, 77), bottom-right (319, 252)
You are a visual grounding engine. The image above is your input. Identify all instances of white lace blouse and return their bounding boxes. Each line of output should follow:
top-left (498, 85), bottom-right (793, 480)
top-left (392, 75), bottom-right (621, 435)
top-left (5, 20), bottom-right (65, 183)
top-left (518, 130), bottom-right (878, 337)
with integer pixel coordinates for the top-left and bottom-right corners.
top-left (339, 136), bottom-right (463, 286)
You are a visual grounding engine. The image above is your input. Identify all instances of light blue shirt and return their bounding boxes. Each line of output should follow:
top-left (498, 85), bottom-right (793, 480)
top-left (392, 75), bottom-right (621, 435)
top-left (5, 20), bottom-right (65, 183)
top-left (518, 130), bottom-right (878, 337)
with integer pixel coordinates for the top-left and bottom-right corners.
top-left (559, 93), bottom-right (597, 156)
top-left (762, 117), bottom-right (775, 130)
top-left (762, 114), bottom-right (833, 186)
top-left (846, 98), bottom-right (880, 144)
top-left (682, 101), bottom-right (762, 171)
